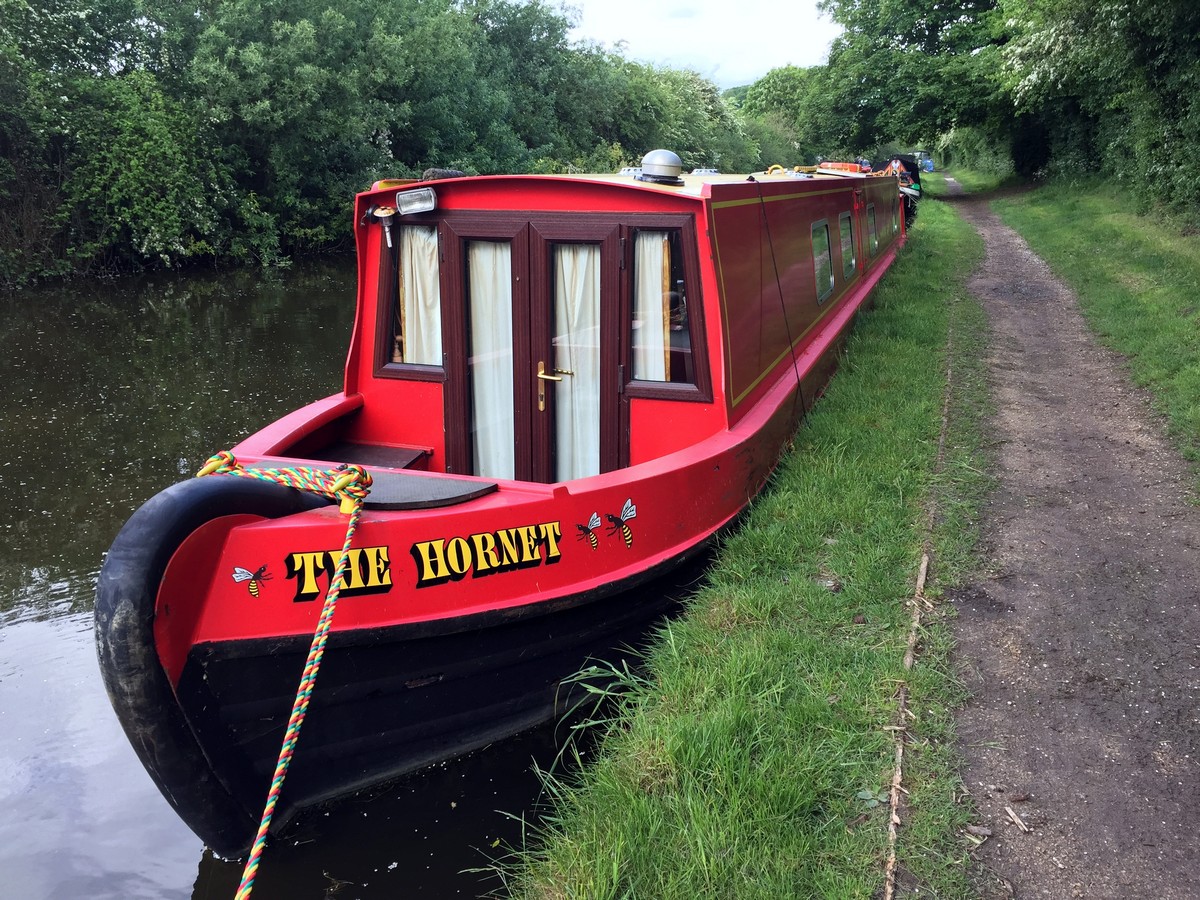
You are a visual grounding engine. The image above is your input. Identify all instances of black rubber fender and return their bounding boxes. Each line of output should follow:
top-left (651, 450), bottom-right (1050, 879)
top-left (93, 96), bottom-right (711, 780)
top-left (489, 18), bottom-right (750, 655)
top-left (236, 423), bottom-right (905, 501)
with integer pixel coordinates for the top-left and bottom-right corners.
top-left (94, 475), bottom-right (329, 858)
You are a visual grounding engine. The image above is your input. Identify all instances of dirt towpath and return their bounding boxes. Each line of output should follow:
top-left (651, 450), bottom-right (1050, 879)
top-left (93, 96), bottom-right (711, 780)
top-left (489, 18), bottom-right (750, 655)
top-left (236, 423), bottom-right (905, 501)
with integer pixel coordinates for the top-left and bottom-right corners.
top-left (947, 189), bottom-right (1200, 898)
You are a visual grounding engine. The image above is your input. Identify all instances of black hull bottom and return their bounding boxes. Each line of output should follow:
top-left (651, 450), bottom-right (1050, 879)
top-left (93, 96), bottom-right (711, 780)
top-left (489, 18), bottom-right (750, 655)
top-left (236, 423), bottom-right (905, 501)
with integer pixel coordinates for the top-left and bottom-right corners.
top-left (176, 556), bottom-right (705, 857)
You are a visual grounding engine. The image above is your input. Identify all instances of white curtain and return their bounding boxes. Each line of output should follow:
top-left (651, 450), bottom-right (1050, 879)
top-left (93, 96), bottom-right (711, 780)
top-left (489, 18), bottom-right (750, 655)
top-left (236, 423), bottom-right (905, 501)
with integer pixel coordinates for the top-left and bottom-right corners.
top-left (468, 241), bottom-right (515, 479)
top-left (553, 244), bottom-right (601, 481)
top-left (632, 232), bottom-right (669, 381)
top-left (396, 225), bottom-right (442, 365)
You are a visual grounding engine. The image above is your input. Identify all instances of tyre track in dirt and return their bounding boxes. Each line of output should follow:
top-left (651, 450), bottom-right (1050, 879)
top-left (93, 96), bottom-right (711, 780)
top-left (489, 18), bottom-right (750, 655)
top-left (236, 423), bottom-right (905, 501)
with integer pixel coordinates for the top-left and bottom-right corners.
top-left (948, 189), bottom-right (1200, 899)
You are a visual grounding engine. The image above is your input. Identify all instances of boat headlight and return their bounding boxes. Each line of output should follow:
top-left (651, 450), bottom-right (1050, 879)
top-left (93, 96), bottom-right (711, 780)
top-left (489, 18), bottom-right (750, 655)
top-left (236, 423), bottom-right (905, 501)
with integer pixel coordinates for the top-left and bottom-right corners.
top-left (395, 187), bottom-right (437, 215)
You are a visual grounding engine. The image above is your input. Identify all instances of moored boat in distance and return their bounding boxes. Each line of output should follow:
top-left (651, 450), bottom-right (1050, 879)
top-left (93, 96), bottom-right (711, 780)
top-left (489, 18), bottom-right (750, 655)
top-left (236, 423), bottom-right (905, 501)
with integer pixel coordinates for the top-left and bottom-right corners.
top-left (95, 150), bottom-right (907, 858)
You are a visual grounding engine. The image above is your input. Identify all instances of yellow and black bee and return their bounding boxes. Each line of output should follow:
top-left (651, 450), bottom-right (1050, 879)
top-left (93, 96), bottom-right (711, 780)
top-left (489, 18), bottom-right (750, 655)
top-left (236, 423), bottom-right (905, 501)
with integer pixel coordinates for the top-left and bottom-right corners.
top-left (576, 512), bottom-right (602, 550)
top-left (232, 565), bottom-right (271, 598)
top-left (605, 499), bottom-right (637, 548)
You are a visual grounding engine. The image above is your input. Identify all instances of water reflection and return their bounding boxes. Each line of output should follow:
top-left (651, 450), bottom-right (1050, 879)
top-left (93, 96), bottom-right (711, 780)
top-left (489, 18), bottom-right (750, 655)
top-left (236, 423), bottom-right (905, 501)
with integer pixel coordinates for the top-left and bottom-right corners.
top-left (0, 260), bottom-right (354, 898)
top-left (192, 729), bottom-right (566, 898)
top-left (0, 261), bottom-right (356, 621)
top-left (0, 260), bottom-right (689, 899)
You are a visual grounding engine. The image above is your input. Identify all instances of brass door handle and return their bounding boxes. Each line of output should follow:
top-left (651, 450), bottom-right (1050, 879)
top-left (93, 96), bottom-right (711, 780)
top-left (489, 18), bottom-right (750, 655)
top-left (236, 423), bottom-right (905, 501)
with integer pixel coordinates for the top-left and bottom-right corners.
top-left (536, 361), bottom-right (555, 411)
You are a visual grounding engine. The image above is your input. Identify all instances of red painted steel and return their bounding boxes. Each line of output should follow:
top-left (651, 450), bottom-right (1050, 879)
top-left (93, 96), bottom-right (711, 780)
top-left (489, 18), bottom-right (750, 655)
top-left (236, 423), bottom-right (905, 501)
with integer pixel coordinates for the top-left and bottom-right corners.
top-left (152, 169), bottom-right (905, 684)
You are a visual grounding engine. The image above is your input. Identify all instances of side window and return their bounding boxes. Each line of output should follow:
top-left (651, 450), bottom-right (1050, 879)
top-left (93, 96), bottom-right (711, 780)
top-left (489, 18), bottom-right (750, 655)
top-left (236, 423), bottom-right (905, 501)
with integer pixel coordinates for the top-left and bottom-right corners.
top-left (839, 212), bottom-right (856, 279)
top-left (867, 205), bottom-right (879, 256)
top-left (812, 220), bottom-right (834, 303)
top-left (391, 225), bottom-right (443, 366)
top-left (632, 229), bottom-right (692, 383)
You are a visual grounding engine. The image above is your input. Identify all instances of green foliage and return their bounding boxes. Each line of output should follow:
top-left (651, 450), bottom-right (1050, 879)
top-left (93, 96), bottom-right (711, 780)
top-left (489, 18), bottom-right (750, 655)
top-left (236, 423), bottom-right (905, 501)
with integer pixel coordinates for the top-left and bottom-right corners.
top-left (936, 126), bottom-right (1015, 177)
top-left (62, 71), bottom-right (227, 272)
top-left (740, 66), bottom-right (837, 163)
top-left (815, 0), bottom-right (1003, 148)
top-left (728, 0), bottom-right (1200, 220)
top-left (0, 0), bottom-right (766, 282)
top-left (1000, 0), bottom-right (1200, 203)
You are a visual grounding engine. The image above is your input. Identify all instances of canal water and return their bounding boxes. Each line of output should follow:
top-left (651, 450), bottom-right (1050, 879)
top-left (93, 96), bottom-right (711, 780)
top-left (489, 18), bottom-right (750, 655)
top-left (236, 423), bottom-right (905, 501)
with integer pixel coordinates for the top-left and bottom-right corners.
top-left (0, 260), bottom-right (654, 899)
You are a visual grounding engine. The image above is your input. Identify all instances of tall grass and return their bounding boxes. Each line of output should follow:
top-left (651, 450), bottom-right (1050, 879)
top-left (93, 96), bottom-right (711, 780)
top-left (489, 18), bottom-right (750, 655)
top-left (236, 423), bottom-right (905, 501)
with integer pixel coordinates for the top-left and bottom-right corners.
top-left (496, 201), bottom-right (988, 899)
top-left (994, 180), bottom-right (1200, 471)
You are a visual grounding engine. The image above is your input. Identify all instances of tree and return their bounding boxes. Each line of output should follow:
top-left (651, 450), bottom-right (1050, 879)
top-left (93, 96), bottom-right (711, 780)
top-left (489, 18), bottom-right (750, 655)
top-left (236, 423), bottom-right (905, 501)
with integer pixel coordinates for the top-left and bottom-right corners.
top-left (816, 0), bottom-right (1003, 148)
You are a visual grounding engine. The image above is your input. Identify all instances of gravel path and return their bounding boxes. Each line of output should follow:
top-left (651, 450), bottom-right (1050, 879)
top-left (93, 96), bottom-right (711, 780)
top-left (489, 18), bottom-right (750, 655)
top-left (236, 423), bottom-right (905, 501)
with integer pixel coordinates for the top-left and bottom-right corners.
top-left (948, 187), bottom-right (1200, 899)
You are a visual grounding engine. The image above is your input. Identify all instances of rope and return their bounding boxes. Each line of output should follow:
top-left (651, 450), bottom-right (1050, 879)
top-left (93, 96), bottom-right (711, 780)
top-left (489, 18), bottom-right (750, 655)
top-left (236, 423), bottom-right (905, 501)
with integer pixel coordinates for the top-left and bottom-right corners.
top-left (195, 451), bottom-right (372, 900)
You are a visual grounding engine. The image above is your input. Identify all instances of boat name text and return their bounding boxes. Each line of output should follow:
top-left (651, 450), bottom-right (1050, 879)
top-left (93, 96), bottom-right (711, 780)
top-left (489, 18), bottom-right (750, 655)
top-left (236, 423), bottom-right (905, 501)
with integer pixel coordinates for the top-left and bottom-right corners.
top-left (286, 546), bottom-right (393, 602)
top-left (410, 522), bottom-right (563, 587)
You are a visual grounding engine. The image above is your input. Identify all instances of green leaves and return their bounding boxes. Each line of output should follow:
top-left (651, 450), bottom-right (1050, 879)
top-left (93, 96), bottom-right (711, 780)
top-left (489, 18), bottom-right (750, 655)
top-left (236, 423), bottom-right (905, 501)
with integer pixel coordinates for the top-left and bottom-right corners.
top-left (0, 0), bottom-right (766, 281)
top-left (855, 788), bottom-right (889, 809)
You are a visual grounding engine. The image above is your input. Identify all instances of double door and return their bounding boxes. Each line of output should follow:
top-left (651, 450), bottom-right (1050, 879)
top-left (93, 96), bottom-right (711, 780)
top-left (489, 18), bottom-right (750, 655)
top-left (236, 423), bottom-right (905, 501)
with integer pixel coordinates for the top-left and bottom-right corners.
top-left (443, 217), bottom-right (620, 483)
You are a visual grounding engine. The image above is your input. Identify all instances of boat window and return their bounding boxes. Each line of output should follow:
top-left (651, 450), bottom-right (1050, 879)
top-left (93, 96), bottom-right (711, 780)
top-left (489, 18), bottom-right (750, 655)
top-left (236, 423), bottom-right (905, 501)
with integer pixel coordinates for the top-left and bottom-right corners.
top-left (391, 225), bottom-right (443, 366)
top-left (466, 240), bottom-right (516, 479)
top-left (867, 205), bottom-right (879, 256)
top-left (892, 197), bottom-right (900, 233)
top-left (839, 212), bottom-right (856, 279)
top-left (632, 229), bottom-right (692, 383)
top-left (812, 221), bottom-right (834, 302)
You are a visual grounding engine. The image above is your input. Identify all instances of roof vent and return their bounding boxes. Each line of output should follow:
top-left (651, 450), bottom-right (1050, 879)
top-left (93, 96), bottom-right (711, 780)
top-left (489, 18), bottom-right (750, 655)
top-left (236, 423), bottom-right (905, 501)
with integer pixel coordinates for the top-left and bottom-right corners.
top-left (636, 149), bottom-right (684, 186)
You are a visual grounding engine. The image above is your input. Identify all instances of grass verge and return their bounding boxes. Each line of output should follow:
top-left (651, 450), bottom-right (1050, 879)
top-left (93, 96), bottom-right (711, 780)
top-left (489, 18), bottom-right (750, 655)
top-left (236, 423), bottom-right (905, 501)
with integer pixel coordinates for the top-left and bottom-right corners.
top-left (922, 170), bottom-right (1020, 199)
top-left (991, 179), bottom-right (1200, 474)
top-left (494, 200), bottom-right (990, 900)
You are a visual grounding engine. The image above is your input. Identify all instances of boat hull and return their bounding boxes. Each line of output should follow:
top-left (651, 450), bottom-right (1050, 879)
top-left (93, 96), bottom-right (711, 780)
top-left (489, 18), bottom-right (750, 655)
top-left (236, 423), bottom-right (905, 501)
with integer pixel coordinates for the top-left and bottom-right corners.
top-left (175, 555), bottom-right (696, 856)
top-left (97, 474), bottom-right (713, 858)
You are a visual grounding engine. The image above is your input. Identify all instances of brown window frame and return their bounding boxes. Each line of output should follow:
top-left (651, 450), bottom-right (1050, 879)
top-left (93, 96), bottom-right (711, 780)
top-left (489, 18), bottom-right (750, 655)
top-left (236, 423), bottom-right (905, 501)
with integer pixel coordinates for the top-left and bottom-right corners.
top-left (373, 211), bottom-right (448, 383)
top-left (812, 219), bottom-right (835, 304)
top-left (619, 215), bottom-right (711, 404)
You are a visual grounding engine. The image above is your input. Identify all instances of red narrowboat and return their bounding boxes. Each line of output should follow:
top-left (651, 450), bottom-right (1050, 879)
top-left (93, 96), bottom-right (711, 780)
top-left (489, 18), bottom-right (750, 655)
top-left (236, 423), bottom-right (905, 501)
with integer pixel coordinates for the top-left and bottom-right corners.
top-left (95, 150), bottom-right (907, 858)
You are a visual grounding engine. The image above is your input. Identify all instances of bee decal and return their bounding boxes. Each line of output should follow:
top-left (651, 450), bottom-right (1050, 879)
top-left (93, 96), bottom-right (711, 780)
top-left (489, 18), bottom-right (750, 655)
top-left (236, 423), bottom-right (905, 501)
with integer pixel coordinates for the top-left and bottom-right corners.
top-left (232, 564), bottom-right (271, 598)
top-left (605, 499), bottom-right (637, 548)
top-left (576, 512), bottom-right (602, 551)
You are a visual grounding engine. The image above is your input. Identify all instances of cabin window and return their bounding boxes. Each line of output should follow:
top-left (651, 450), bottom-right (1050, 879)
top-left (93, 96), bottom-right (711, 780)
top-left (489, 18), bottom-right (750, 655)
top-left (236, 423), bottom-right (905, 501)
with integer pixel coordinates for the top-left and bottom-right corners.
top-left (867, 205), bottom-right (879, 256)
top-left (466, 240), bottom-right (516, 479)
top-left (631, 230), bottom-right (692, 383)
top-left (812, 221), bottom-right (834, 302)
top-left (391, 225), bottom-right (443, 366)
top-left (839, 212), bottom-right (856, 279)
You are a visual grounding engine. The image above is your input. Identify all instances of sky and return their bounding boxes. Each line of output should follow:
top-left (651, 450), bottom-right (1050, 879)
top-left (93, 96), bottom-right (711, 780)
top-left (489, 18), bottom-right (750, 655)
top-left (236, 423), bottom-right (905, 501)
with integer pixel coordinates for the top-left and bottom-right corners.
top-left (563, 0), bottom-right (843, 90)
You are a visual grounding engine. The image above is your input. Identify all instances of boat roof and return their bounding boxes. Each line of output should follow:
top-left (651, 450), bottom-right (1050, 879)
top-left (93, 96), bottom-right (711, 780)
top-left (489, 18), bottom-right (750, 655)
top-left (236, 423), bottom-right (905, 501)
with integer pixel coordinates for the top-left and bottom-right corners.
top-left (369, 168), bottom-right (884, 204)
top-left (571, 171), bottom-right (860, 198)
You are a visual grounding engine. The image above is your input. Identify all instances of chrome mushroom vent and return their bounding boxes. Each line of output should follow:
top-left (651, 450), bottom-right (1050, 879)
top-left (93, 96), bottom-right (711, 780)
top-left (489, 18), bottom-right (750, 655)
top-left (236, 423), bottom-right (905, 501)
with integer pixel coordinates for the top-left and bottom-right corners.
top-left (636, 149), bottom-right (684, 186)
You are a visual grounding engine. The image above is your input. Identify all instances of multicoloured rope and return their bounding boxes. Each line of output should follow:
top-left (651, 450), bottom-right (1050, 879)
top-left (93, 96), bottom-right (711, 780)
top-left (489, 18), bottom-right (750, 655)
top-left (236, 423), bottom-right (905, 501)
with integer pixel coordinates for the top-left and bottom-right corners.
top-left (196, 449), bottom-right (373, 514)
top-left (196, 451), bottom-right (372, 900)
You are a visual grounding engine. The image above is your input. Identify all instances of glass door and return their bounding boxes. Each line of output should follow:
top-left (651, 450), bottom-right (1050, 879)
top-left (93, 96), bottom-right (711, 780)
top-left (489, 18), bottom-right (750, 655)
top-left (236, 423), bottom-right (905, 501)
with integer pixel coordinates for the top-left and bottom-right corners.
top-left (443, 217), bottom-right (618, 482)
top-left (529, 224), bottom-right (619, 483)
